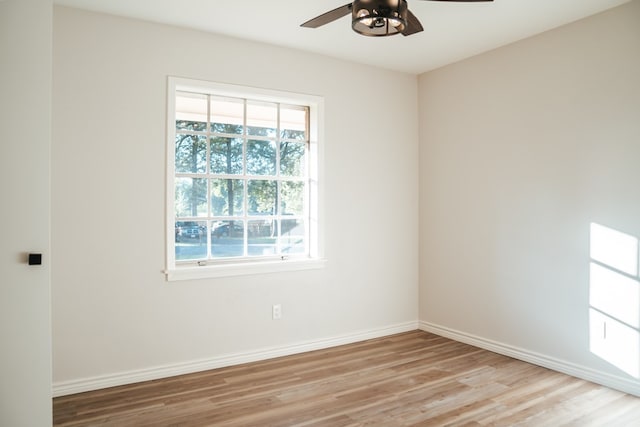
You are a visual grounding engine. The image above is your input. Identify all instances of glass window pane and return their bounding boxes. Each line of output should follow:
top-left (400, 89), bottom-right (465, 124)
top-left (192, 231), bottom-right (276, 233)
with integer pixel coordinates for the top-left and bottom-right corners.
top-left (175, 134), bottom-right (206, 173)
top-left (247, 140), bottom-right (276, 175)
top-left (210, 96), bottom-right (244, 135)
top-left (171, 84), bottom-right (313, 264)
top-left (248, 220), bottom-right (277, 256)
top-left (280, 105), bottom-right (307, 140)
top-left (175, 220), bottom-right (207, 260)
top-left (211, 220), bottom-right (245, 258)
top-left (175, 178), bottom-right (208, 217)
top-left (281, 181), bottom-right (305, 215)
top-left (247, 101), bottom-right (277, 137)
top-left (210, 179), bottom-right (244, 216)
top-left (211, 137), bottom-right (243, 175)
top-left (280, 141), bottom-right (306, 177)
top-left (248, 180), bottom-right (277, 216)
top-left (280, 219), bottom-right (306, 254)
top-left (176, 92), bottom-right (207, 131)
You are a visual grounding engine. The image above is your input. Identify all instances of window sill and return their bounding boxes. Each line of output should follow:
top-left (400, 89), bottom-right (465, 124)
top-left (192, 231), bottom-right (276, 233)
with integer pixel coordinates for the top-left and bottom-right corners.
top-left (165, 258), bottom-right (326, 281)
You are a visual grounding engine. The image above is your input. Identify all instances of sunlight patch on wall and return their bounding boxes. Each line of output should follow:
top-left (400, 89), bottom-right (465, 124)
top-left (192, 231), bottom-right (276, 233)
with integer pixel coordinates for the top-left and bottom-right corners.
top-left (589, 223), bottom-right (640, 378)
top-left (591, 223), bottom-right (638, 276)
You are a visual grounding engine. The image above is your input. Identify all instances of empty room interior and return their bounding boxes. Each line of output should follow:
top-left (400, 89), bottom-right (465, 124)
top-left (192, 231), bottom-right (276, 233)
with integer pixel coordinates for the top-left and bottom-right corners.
top-left (1, 0), bottom-right (640, 425)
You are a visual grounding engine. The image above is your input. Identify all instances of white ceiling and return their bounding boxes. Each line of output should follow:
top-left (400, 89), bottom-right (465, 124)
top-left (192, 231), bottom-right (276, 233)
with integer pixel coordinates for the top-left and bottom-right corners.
top-left (53, 0), bottom-right (630, 74)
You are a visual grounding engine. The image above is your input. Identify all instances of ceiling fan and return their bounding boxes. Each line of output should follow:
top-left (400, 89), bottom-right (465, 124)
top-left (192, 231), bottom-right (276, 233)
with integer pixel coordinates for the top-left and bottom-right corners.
top-left (301, 0), bottom-right (493, 37)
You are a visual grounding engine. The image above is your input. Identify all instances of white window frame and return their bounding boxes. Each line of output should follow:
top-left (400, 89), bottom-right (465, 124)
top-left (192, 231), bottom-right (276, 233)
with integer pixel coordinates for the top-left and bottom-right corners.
top-left (165, 77), bottom-right (325, 281)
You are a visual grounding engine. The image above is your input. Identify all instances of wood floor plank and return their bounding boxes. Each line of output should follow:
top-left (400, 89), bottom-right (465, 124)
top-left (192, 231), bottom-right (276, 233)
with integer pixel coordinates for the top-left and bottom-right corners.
top-left (53, 331), bottom-right (640, 426)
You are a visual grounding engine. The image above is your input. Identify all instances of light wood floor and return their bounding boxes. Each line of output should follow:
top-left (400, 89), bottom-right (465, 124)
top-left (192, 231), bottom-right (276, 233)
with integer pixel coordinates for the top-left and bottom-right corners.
top-left (53, 331), bottom-right (640, 426)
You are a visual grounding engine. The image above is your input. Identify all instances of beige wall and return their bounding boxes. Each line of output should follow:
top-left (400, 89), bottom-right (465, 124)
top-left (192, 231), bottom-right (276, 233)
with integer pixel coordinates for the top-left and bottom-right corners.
top-left (52, 7), bottom-right (419, 391)
top-left (419, 0), bottom-right (640, 393)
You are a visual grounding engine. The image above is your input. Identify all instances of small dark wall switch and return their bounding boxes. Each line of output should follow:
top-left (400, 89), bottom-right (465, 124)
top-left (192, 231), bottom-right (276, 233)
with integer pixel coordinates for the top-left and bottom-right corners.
top-left (28, 253), bottom-right (42, 266)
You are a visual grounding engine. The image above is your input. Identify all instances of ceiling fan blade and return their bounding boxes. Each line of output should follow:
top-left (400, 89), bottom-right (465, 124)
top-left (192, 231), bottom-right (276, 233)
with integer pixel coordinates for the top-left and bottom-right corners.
top-left (402, 10), bottom-right (424, 36)
top-left (301, 3), bottom-right (353, 28)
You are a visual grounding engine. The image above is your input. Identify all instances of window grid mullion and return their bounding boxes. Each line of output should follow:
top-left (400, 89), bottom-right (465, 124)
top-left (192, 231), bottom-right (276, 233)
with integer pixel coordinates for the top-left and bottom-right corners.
top-left (242, 99), bottom-right (249, 257)
top-left (275, 103), bottom-right (281, 255)
top-left (206, 94), bottom-right (212, 259)
top-left (304, 106), bottom-right (311, 256)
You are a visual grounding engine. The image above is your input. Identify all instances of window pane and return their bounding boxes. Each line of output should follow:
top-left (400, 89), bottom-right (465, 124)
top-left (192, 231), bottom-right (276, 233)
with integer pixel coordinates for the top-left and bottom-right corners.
top-left (281, 181), bottom-right (305, 215)
top-left (175, 134), bottom-right (206, 173)
top-left (175, 220), bottom-right (207, 260)
top-left (280, 104), bottom-right (307, 140)
top-left (248, 220), bottom-right (277, 256)
top-left (175, 178), bottom-right (208, 217)
top-left (280, 141), bottom-right (306, 177)
top-left (280, 219), bottom-right (306, 254)
top-left (247, 140), bottom-right (276, 175)
top-left (211, 137), bottom-right (243, 175)
top-left (210, 96), bottom-right (243, 135)
top-left (170, 81), bottom-right (315, 267)
top-left (248, 180), bottom-right (277, 215)
top-left (211, 220), bottom-right (244, 258)
top-left (247, 101), bottom-right (277, 137)
top-left (210, 179), bottom-right (244, 216)
top-left (176, 92), bottom-right (207, 131)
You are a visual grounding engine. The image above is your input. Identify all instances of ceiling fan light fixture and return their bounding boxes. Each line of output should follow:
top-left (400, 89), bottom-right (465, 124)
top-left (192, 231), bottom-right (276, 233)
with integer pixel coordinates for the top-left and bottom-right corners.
top-left (352, 0), bottom-right (408, 37)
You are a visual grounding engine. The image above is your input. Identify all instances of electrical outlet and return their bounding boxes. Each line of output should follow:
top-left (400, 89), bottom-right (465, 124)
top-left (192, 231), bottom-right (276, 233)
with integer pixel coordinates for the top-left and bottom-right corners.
top-left (272, 304), bottom-right (282, 320)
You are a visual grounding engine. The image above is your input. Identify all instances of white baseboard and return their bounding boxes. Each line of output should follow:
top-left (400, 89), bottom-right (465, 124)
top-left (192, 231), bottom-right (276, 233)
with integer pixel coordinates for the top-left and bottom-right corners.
top-left (420, 321), bottom-right (640, 398)
top-left (55, 320), bottom-right (638, 398)
top-left (53, 321), bottom-right (419, 397)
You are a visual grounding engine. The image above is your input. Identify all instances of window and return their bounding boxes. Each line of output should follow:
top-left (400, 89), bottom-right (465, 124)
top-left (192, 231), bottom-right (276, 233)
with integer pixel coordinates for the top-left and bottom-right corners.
top-left (166, 78), bottom-right (323, 280)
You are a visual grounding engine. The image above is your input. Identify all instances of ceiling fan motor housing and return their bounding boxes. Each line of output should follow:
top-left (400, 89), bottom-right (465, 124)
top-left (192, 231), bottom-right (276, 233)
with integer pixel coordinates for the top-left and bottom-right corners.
top-left (352, 0), bottom-right (409, 36)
